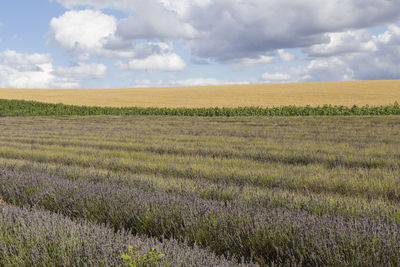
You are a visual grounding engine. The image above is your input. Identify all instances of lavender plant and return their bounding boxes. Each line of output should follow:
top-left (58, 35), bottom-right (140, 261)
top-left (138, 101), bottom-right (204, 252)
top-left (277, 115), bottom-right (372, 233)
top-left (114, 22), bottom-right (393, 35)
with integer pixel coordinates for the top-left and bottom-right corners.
top-left (0, 201), bottom-right (251, 266)
top-left (1, 115), bottom-right (400, 266)
top-left (1, 167), bottom-right (400, 265)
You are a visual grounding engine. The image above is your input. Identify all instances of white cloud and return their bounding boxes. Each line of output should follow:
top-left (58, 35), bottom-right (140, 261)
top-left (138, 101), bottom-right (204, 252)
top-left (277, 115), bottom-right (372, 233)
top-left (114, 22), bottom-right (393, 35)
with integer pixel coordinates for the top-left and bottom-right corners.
top-left (0, 66), bottom-right (54, 88)
top-left (0, 22), bottom-right (4, 27)
top-left (116, 4), bottom-right (198, 40)
top-left (117, 53), bottom-right (186, 72)
top-left (301, 25), bottom-right (400, 81)
top-left (183, 0), bottom-right (400, 62)
top-left (277, 49), bottom-right (295, 62)
top-left (52, 0), bottom-right (400, 63)
top-left (158, 0), bottom-right (213, 17)
top-left (49, 9), bottom-right (188, 72)
top-left (48, 9), bottom-right (147, 60)
top-left (347, 25), bottom-right (400, 80)
top-left (0, 50), bottom-right (52, 72)
top-left (132, 79), bottom-right (164, 88)
top-left (305, 30), bottom-right (377, 57)
top-left (49, 9), bottom-right (120, 60)
top-left (115, 41), bottom-right (188, 72)
top-left (261, 72), bottom-right (291, 82)
top-left (49, 1), bottom-right (400, 82)
top-left (0, 50), bottom-right (107, 88)
top-left (235, 55), bottom-right (274, 67)
top-left (169, 78), bottom-right (243, 86)
top-left (54, 62), bottom-right (107, 81)
top-left (297, 57), bottom-right (354, 82)
top-left (267, 24), bottom-right (400, 83)
top-left (377, 24), bottom-right (400, 45)
top-left (53, 0), bottom-right (198, 40)
top-left (131, 77), bottom-right (250, 87)
top-left (0, 50), bottom-right (56, 88)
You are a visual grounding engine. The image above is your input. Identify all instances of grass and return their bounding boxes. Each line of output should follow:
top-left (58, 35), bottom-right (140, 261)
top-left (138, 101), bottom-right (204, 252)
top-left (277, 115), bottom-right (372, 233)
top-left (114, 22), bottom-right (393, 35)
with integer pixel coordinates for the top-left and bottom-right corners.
top-left (0, 80), bottom-right (400, 107)
top-left (1, 115), bottom-right (400, 265)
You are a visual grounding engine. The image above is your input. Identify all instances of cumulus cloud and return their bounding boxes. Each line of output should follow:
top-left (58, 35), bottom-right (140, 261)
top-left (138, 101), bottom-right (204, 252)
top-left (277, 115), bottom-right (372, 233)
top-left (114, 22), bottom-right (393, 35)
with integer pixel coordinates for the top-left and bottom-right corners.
top-left (0, 50), bottom-right (106, 88)
top-left (48, 1), bottom-right (400, 83)
top-left (184, 0), bottom-right (400, 62)
top-left (117, 53), bottom-right (186, 71)
top-left (234, 55), bottom-right (274, 68)
top-left (304, 30), bottom-right (377, 57)
top-left (296, 57), bottom-right (354, 82)
top-left (376, 24), bottom-right (400, 46)
top-left (347, 26), bottom-right (400, 80)
top-left (53, 62), bottom-right (107, 81)
top-left (132, 79), bottom-right (164, 88)
top-left (52, 0), bottom-right (400, 64)
top-left (52, 0), bottom-right (198, 40)
top-left (132, 77), bottom-right (250, 87)
top-left (116, 3), bottom-right (198, 40)
top-left (302, 25), bottom-right (400, 81)
top-left (269, 25), bottom-right (400, 82)
top-left (115, 42), bottom-right (186, 71)
top-left (49, 9), bottom-right (187, 71)
top-left (168, 78), bottom-right (250, 86)
top-left (0, 50), bottom-right (52, 72)
top-left (261, 72), bottom-right (291, 82)
top-left (129, 42), bottom-right (172, 59)
top-left (49, 9), bottom-right (124, 60)
top-left (277, 50), bottom-right (295, 62)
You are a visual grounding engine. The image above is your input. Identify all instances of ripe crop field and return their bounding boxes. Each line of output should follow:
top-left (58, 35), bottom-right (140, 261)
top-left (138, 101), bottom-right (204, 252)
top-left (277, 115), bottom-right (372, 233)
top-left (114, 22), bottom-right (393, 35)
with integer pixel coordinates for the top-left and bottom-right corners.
top-left (1, 115), bottom-right (400, 266)
top-left (0, 79), bottom-right (400, 107)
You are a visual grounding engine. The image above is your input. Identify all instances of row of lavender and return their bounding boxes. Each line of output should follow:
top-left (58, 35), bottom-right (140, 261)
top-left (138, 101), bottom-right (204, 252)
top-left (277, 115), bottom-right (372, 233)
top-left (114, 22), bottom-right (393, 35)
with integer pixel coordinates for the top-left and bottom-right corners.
top-left (1, 166), bottom-right (400, 266)
top-left (2, 116), bottom-right (400, 266)
top-left (2, 159), bottom-right (400, 225)
top-left (0, 201), bottom-right (249, 266)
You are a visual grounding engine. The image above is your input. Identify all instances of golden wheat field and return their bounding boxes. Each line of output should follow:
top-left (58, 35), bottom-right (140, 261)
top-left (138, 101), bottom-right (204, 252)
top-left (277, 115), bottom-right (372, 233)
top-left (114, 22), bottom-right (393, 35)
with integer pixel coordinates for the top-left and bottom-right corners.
top-left (0, 80), bottom-right (400, 107)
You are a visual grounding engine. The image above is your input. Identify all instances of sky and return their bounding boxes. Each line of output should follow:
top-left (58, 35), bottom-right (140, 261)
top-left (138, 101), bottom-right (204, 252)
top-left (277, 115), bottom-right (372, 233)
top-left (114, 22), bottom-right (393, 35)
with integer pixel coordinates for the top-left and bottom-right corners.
top-left (0, 0), bottom-right (400, 89)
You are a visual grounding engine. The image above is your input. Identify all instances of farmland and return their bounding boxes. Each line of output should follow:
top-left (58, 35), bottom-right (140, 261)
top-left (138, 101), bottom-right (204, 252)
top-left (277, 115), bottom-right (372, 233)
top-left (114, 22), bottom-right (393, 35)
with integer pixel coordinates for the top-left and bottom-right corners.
top-left (0, 79), bottom-right (400, 108)
top-left (1, 115), bottom-right (400, 266)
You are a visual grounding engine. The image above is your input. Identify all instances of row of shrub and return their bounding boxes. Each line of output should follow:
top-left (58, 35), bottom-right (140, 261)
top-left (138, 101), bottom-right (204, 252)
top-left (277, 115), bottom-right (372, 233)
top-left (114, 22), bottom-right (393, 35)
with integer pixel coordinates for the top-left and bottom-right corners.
top-left (1, 166), bottom-right (400, 266)
top-left (1, 99), bottom-right (400, 116)
top-left (0, 201), bottom-right (248, 266)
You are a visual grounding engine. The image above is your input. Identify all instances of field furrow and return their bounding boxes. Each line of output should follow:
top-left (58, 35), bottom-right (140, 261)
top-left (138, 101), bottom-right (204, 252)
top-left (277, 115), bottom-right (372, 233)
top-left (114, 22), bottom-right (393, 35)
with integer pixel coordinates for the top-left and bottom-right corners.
top-left (1, 115), bottom-right (400, 266)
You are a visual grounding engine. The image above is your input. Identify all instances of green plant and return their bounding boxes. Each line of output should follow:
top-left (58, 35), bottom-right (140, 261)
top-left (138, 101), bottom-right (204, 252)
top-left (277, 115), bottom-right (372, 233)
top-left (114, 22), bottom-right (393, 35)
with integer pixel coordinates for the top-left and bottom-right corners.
top-left (122, 246), bottom-right (167, 267)
top-left (2, 98), bottom-right (400, 116)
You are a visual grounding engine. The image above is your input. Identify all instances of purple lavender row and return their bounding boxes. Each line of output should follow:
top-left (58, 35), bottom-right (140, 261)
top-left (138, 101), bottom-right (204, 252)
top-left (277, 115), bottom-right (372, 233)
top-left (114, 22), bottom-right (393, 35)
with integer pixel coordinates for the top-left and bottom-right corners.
top-left (1, 167), bottom-right (400, 265)
top-left (2, 159), bottom-right (399, 224)
top-left (0, 201), bottom-right (253, 266)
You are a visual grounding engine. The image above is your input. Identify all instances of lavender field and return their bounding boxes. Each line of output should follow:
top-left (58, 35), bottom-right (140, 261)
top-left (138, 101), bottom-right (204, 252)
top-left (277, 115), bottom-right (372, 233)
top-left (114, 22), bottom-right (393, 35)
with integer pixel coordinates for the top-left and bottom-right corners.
top-left (1, 115), bottom-right (400, 266)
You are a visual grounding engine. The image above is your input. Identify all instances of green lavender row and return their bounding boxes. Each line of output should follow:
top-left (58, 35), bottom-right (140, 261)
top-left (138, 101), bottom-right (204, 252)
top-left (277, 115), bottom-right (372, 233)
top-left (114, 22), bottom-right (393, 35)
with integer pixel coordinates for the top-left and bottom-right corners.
top-left (1, 98), bottom-right (400, 116)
